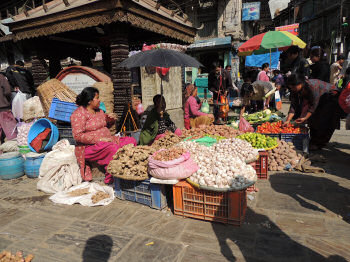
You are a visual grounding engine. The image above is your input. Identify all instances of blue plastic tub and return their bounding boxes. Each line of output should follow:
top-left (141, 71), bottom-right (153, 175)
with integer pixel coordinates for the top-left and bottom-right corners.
top-left (28, 118), bottom-right (59, 152)
top-left (49, 98), bottom-right (78, 123)
top-left (114, 178), bottom-right (167, 210)
top-left (24, 153), bottom-right (46, 178)
top-left (0, 152), bottom-right (24, 180)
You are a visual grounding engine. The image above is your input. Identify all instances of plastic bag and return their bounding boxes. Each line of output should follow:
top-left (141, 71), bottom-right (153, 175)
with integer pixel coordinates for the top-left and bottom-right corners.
top-left (200, 99), bottom-right (210, 113)
top-left (136, 103), bottom-right (144, 115)
top-left (148, 150), bottom-right (199, 180)
top-left (12, 90), bottom-right (27, 120)
top-left (239, 117), bottom-right (254, 133)
top-left (22, 96), bottom-right (45, 121)
top-left (339, 87), bottom-right (350, 114)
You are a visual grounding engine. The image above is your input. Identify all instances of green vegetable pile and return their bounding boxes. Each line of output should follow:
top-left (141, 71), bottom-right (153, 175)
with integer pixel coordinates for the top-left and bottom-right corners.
top-left (237, 132), bottom-right (278, 149)
top-left (244, 109), bottom-right (282, 124)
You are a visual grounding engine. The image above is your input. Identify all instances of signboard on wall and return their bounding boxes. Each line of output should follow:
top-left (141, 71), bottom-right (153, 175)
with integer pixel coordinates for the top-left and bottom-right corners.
top-left (242, 2), bottom-right (261, 21)
top-left (275, 23), bottom-right (299, 36)
top-left (61, 74), bottom-right (96, 94)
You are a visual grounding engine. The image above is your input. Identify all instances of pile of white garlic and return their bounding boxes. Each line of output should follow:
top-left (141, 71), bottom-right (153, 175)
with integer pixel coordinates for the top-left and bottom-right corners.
top-left (178, 140), bottom-right (257, 190)
top-left (213, 138), bottom-right (259, 163)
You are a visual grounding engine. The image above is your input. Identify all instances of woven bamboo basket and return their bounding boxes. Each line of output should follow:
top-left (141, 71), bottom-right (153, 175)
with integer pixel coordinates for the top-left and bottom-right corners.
top-left (93, 81), bottom-right (114, 114)
top-left (37, 79), bottom-right (77, 116)
top-left (93, 81), bottom-right (116, 135)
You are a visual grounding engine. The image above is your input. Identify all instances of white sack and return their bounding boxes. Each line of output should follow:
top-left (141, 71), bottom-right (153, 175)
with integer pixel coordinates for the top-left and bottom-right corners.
top-left (37, 139), bottom-right (82, 193)
top-left (49, 182), bottom-right (114, 206)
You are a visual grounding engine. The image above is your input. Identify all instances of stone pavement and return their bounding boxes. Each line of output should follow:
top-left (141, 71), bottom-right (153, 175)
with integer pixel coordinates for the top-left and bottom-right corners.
top-left (0, 130), bottom-right (349, 261)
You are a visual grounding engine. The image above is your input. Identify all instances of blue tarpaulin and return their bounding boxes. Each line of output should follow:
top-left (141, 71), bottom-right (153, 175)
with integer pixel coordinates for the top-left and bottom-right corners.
top-left (245, 51), bottom-right (281, 69)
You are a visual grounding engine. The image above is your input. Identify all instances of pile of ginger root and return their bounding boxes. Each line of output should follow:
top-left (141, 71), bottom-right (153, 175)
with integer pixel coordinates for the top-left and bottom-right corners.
top-left (0, 251), bottom-right (34, 262)
top-left (107, 144), bottom-right (156, 179)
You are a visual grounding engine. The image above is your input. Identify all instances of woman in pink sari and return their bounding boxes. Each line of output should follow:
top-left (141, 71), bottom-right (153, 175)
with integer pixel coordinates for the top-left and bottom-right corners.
top-left (71, 87), bottom-right (136, 184)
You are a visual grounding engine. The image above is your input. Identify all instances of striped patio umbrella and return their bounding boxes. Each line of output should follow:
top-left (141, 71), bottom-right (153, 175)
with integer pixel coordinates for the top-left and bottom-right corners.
top-left (238, 31), bottom-right (306, 56)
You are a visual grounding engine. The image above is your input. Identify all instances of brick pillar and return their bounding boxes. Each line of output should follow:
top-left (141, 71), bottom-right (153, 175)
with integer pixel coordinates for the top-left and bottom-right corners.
top-left (110, 30), bottom-right (131, 118)
top-left (31, 54), bottom-right (48, 88)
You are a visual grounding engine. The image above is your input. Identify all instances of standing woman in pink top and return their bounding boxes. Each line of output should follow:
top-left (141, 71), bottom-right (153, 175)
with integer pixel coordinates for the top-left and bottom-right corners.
top-left (184, 84), bottom-right (214, 129)
top-left (257, 63), bottom-right (270, 82)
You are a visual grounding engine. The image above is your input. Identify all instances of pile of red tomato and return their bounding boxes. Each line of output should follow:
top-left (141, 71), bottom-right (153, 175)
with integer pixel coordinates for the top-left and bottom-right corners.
top-left (257, 121), bottom-right (301, 134)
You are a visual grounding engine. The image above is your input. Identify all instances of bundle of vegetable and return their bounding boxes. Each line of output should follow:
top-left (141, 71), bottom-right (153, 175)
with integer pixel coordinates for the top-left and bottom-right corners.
top-left (268, 140), bottom-right (303, 171)
top-left (182, 125), bottom-right (241, 139)
top-left (257, 121), bottom-right (301, 134)
top-left (107, 144), bottom-right (156, 180)
top-left (153, 147), bottom-right (186, 161)
top-left (0, 251), bottom-right (34, 262)
top-left (213, 138), bottom-right (259, 163)
top-left (244, 109), bottom-right (282, 124)
top-left (179, 140), bottom-right (257, 190)
top-left (151, 132), bottom-right (183, 150)
top-left (237, 133), bottom-right (278, 149)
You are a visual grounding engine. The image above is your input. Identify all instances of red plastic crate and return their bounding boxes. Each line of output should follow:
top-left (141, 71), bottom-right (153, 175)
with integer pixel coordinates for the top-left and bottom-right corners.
top-left (246, 184), bottom-right (258, 192)
top-left (173, 181), bottom-right (247, 226)
top-left (250, 151), bottom-right (268, 179)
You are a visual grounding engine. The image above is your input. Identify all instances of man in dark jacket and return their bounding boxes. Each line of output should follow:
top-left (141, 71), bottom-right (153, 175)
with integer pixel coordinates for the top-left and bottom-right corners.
top-left (208, 62), bottom-right (232, 123)
top-left (281, 46), bottom-right (310, 77)
top-left (6, 60), bottom-right (35, 100)
top-left (0, 73), bottom-right (17, 142)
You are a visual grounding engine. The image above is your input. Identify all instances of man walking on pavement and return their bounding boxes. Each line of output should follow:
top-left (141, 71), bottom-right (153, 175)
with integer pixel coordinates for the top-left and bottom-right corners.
top-left (0, 72), bottom-right (17, 143)
top-left (330, 54), bottom-right (345, 85)
top-left (6, 60), bottom-right (35, 101)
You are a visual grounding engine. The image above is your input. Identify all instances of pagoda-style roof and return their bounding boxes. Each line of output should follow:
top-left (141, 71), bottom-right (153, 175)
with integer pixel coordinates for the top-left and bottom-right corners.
top-left (4, 0), bottom-right (196, 43)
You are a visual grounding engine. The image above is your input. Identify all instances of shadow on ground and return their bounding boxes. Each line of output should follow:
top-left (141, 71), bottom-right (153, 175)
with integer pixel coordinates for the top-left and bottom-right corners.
top-left (270, 172), bottom-right (350, 223)
top-left (82, 235), bottom-right (113, 262)
top-left (309, 142), bottom-right (350, 180)
top-left (212, 207), bottom-right (348, 262)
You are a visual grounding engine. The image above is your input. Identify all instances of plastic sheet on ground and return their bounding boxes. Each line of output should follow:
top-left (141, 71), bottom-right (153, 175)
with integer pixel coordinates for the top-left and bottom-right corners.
top-left (49, 182), bottom-right (115, 206)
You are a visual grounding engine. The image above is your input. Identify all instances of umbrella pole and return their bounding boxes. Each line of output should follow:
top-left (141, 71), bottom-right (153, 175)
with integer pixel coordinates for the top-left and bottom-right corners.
top-left (269, 49), bottom-right (272, 68)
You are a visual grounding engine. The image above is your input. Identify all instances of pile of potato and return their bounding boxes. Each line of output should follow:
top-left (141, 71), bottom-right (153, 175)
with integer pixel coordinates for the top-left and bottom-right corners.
top-left (151, 132), bottom-right (183, 150)
top-left (0, 251), bottom-right (33, 262)
top-left (182, 125), bottom-right (241, 139)
top-left (107, 144), bottom-right (156, 179)
top-left (152, 147), bottom-right (186, 161)
top-left (268, 140), bottom-right (303, 171)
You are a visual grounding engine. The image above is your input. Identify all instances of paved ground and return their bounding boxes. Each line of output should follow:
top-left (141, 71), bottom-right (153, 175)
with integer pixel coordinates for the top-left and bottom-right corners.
top-left (0, 106), bottom-right (349, 261)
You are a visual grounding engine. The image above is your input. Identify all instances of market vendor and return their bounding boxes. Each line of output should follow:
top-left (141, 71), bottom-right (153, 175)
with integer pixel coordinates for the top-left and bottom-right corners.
top-left (184, 84), bottom-right (214, 129)
top-left (139, 94), bottom-right (182, 145)
top-left (208, 62), bottom-right (232, 124)
top-left (284, 74), bottom-right (343, 150)
top-left (71, 87), bottom-right (137, 184)
top-left (240, 80), bottom-right (275, 118)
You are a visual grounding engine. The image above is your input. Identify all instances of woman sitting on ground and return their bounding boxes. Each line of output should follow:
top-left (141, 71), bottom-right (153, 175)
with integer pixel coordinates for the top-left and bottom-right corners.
top-left (71, 87), bottom-right (136, 184)
top-left (184, 84), bottom-right (214, 129)
top-left (139, 94), bottom-right (181, 145)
